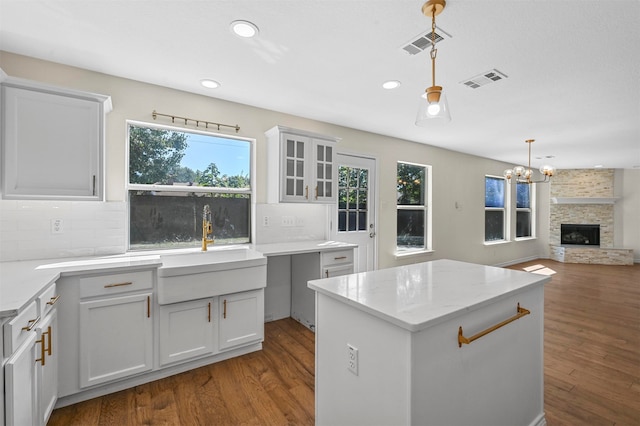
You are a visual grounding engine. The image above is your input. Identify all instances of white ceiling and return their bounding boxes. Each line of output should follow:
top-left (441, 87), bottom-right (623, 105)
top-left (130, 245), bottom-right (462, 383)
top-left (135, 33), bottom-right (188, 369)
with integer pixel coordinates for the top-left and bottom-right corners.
top-left (1, 0), bottom-right (639, 170)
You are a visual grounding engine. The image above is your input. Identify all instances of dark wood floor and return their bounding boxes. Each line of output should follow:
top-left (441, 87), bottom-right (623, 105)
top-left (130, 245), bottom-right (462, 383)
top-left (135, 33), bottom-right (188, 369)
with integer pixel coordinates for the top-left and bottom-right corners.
top-left (49, 260), bottom-right (640, 425)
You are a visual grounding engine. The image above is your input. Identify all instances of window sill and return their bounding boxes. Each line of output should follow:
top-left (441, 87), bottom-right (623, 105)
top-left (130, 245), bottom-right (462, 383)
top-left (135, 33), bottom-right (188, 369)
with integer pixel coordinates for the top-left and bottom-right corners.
top-left (395, 249), bottom-right (434, 259)
top-left (483, 240), bottom-right (510, 246)
top-left (514, 236), bottom-right (537, 242)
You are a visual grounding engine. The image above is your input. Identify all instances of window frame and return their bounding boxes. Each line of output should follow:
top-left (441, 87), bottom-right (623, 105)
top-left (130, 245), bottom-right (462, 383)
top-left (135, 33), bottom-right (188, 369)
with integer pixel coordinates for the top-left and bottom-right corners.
top-left (484, 175), bottom-right (509, 244)
top-left (396, 161), bottom-right (432, 255)
top-left (515, 182), bottom-right (536, 240)
top-left (125, 120), bottom-right (256, 251)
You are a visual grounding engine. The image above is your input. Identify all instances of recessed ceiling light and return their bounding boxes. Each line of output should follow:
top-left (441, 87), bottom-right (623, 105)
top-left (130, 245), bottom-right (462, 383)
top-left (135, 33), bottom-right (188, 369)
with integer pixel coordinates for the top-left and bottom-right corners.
top-left (230, 20), bottom-right (259, 38)
top-left (200, 79), bottom-right (220, 89)
top-left (594, 164), bottom-right (604, 168)
top-left (382, 80), bottom-right (401, 90)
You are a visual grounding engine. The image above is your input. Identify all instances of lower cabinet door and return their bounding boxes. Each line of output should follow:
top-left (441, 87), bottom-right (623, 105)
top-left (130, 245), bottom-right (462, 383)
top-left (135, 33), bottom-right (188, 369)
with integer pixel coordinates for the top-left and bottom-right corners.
top-left (36, 309), bottom-right (58, 425)
top-left (5, 332), bottom-right (37, 426)
top-left (219, 289), bottom-right (264, 351)
top-left (79, 292), bottom-right (153, 388)
top-left (159, 298), bottom-right (216, 366)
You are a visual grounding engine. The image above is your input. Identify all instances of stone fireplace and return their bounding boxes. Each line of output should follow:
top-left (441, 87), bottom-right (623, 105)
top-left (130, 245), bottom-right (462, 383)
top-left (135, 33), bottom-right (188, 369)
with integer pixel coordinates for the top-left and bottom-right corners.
top-left (549, 169), bottom-right (632, 265)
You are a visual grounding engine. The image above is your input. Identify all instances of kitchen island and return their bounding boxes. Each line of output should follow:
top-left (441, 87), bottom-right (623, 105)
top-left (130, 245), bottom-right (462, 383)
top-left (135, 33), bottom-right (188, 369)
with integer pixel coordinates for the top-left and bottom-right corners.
top-left (308, 259), bottom-right (549, 426)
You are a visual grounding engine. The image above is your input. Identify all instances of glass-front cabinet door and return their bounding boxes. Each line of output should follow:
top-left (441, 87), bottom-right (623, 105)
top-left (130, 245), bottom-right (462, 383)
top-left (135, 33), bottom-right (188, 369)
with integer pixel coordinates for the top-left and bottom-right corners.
top-left (314, 141), bottom-right (334, 202)
top-left (283, 134), bottom-right (308, 200)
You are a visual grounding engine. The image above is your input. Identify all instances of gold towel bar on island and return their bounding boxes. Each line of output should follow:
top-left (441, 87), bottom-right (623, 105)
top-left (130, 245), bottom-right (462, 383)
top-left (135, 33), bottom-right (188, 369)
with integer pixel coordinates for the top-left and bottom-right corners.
top-left (152, 110), bottom-right (240, 133)
top-left (458, 303), bottom-right (530, 348)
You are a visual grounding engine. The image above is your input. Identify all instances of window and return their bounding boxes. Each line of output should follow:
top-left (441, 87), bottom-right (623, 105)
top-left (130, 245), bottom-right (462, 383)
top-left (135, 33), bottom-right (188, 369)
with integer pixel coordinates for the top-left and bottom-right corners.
top-left (485, 176), bottom-right (507, 242)
top-left (127, 122), bottom-right (253, 250)
top-left (338, 166), bottom-right (368, 232)
top-left (516, 182), bottom-right (534, 238)
top-left (397, 162), bottom-right (430, 252)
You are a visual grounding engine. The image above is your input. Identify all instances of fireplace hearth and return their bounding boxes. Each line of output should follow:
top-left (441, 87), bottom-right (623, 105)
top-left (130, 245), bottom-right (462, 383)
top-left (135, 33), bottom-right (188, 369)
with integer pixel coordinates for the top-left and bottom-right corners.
top-left (561, 224), bottom-right (600, 246)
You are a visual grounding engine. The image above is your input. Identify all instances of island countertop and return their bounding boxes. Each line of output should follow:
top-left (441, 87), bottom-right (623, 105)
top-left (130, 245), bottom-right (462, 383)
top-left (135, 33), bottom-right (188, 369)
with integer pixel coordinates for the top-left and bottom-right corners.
top-left (308, 258), bottom-right (550, 332)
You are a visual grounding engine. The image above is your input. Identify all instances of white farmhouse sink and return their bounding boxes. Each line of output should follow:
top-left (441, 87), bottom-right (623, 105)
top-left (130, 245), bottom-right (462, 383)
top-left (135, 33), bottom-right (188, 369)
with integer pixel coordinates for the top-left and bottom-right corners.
top-left (157, 246), bottom-right (267, 304)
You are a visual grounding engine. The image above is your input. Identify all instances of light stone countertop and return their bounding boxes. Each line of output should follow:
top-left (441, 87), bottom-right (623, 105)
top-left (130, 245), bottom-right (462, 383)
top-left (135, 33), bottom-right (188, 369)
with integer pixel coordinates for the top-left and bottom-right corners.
top-left (1, 240), bottom-right (356, 320)
top-left (0, 255), bottom-right (162, 319)
top-left (255, 240), bottom-right (357, 256)
top-left (308, 259), bottom-right (550, 332)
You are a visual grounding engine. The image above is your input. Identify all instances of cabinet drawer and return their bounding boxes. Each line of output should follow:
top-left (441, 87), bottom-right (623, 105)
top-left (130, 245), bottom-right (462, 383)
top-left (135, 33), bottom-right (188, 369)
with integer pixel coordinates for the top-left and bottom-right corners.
top-left (38, 283), bottom-right (60, 317)
top-left (79, 270), bottom-right (153, 299)
top-left (321, 249), bottom-right (354, 267)
top-left (3, 300), bottom-right (38, 356)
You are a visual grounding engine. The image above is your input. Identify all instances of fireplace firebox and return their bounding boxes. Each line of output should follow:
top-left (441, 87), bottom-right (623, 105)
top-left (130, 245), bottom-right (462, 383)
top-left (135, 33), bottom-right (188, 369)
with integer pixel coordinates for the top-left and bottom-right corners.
top-left (561, 224), bottom-right (600, 246)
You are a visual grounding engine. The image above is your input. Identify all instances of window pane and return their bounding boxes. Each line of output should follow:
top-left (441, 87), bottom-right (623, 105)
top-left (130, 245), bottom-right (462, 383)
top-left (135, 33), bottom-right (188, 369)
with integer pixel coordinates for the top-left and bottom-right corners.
top-left (348, 211), bottom-right (357, 231)
top-left (129, 192), bottom-right (250, 250)
top-left (317, 145), bottom-right (324, 161)
top-left (516, 211), bottom-right (532, 238)
top-left (397, 163), bottom-right (425, 205)
top-left (317, 163), bottom-right (324, 179)
top-left (338, 188), bottom-right (347, 209)
top-left (397, 209), bottom-right (425, 248)
top-left (358, 212), bottom-right (367, 231)
top-left (359, 169), bottom-right (368, 188)
top-left (338, 211), bottom-right (346, 232)
top-left (516, 183), bottom-right (530, 208)
top-left (296, 141), bottom-right (304, 158)
top-left (485, 210), bottom-right (505, 241)
top-left (485, 177), bottom-right (505, 208)
top-left (326, 146), bottom-right (332, 162)
top-left (129, 126), bottom-right (250, 188)
top-left (325, 181), bottom-right (332, 197)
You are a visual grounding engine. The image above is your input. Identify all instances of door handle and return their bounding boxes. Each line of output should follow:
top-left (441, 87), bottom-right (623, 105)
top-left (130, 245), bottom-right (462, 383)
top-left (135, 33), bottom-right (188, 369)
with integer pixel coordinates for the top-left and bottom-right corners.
top-left (369, 232), bottom-right (376, 238)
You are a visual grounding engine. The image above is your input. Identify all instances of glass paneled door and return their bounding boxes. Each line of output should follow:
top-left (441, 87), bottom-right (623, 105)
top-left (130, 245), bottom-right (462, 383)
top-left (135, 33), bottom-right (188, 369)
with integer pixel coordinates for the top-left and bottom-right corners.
top-left (332, 154), bottom-right (377, 272)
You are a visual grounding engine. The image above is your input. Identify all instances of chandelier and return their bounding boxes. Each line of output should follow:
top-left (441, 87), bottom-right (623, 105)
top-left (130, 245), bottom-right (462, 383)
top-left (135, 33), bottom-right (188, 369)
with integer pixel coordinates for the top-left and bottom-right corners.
top-left (416, 0), bottom-right (451, 125)
top-left (503, 139), bottom-right (556, 184)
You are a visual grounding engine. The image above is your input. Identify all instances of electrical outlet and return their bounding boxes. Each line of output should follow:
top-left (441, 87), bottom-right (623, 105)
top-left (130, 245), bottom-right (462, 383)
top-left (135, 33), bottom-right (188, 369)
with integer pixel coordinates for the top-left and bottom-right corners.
top-left (263, 216), bottom-right (270, 227)
top-left (347, 343), bottom-right (358, 376)
top-left (51, 219), bottom-right (64, 234)
top-left (282, 216), bottom-right (295, 227)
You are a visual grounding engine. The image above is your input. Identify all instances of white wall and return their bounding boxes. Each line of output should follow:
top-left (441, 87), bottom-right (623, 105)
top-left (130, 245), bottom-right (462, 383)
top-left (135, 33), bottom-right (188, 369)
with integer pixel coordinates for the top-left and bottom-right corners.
top-left (0, 51), bottom-right (554, 266)
top-left (620, 169), bottom-right (640, 262)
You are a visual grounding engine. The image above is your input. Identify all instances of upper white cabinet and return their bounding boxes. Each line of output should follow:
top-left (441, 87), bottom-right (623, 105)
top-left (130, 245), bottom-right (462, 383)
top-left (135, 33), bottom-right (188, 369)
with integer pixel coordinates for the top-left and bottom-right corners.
top-left (265, 125), bottom-right (339, 203)
top-left (1, 76), bottom-right (111, 201)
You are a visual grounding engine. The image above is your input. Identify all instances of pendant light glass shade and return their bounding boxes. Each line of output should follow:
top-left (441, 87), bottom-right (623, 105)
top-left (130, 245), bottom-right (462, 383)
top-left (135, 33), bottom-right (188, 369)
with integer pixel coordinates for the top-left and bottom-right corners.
top-left (416, 86), bottom-right (451, 125)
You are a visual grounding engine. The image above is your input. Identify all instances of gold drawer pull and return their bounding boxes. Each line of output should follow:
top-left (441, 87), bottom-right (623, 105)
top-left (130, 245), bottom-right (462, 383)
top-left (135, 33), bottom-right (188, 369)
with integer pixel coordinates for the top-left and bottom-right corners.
top-left (22, 316), bottom-right (40, 331)
top-left (46, 295), bottom-right (60, 306)
top-left (223, 299), bottom-right (227, 319)
top-left (458, 303), bottom-right (530, 348)
top-left (46, 325), bottom-right (52, 356)
top-left (334, 256), bottom-right (347, 260)
top-left (104, 281), bottom-right (133, 288)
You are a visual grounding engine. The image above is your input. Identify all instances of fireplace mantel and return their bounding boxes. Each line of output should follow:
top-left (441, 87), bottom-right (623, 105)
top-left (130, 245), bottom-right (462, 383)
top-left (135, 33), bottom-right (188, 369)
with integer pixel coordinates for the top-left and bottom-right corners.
top-left (551, 197), bottom-right (619, 205)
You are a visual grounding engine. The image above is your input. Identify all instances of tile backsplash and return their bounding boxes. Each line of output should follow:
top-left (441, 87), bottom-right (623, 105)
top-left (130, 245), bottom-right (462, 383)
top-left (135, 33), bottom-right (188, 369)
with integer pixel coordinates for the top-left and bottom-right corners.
top-left (0, 200), bottom-right (127, 261)
top-left (255, 203), bottom-right (328, 244)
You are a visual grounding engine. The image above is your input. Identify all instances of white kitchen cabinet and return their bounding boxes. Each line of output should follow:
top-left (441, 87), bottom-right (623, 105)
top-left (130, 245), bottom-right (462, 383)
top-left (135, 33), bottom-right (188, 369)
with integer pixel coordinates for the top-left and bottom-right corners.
top-left (4, 332), bottom-right (37, 426)
top-left (265, 125), bottom-right (339, 203)
top-left (79, 292), bottom-right (153, 388)
top-left (219, 289), bottom-right (264, 351)
top-left (0, 77), bottom-right (111, 200)
top-left (159, 298), bottom-right (217, 366)
top-left (291, 249), bottom-right (354, 331)
top-left (35, 309), bottom-right (58, 425)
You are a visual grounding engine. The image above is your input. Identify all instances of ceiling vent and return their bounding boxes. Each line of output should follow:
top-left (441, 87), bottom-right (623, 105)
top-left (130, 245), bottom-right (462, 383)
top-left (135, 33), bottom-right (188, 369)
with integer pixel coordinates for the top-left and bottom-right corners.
top-left (460, 69), bottom-right (508, 89)
top-left (401, 26), bottom-right (451, 55)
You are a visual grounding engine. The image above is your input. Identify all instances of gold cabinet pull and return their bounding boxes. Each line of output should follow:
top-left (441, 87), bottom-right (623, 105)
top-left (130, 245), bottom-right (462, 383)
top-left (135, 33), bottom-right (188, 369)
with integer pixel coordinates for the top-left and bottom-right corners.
top-left (46, 325), bottom-right (52, 356)
top-left (334, 256), bottom-right (347, 260)
top-left (104, 281), bottom-right (133, 288)
top-left (46, 295), bottom-right (60, 306)
top-left (223, 299), bottom-right (227, 319)
top-left (208, 302), bottom-right (211, 323)
top-left (315, 185), bottom-right (318, 200)
top-left (36, 332), bottom-right (47, 366)
top-left (458, 303), bottom-right (530, 348)
top-left (325, 270), bottom-right (329, 278)
top-left (305, 185), bottom-right (309, 199)
top-left (147, 296), bottom-right (151, 318)
top-left (22, 316), bottom-right (40, 331)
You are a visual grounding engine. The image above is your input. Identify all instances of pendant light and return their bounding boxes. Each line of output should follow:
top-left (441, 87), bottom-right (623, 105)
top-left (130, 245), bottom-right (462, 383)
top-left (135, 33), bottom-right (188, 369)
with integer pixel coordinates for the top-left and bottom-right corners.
top-left (416, 0), bottom-right (451, 125)
top-left (503, 139), bottom-right (556, 184)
